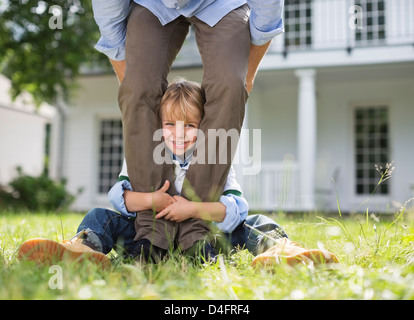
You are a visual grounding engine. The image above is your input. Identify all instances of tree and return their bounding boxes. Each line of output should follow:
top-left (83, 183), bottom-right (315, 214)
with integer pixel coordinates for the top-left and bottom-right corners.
top-left (0, 0), bottom-right (110, 106)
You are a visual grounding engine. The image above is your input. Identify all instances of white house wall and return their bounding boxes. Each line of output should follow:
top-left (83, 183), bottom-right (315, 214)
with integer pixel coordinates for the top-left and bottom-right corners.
top-left (0, 75), bottom-right (56, 187)
top-left (63, 75), bottom-right (120, 211)
top-left (0, 107), bottom-right (48, 184)
top-left (249, 62), bottom-right (414, 213)
top-left (248, 71), bottom-right (298, 163)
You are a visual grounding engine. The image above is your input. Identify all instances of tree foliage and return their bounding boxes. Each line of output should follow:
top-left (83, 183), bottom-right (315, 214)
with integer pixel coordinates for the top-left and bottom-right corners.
top-left (0, 0), bottom-right (110, 106)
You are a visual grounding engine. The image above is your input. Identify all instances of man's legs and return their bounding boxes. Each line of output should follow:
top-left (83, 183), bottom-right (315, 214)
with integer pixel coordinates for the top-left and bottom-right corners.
top-left (182, 5), bottom-right (251, 202)
top-left (119, 4), bottom-right (191, 249)
top-left (120, 3), bottom-right (190, 195)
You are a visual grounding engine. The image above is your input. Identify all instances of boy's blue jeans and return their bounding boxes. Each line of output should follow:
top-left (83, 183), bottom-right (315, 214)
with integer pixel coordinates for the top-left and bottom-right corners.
top-left (75, 208), bottom-right (288, 257)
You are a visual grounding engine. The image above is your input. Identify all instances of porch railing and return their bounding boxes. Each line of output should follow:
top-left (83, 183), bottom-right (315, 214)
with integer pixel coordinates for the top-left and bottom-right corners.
top-left (240, 162), bottom-right (300, 212)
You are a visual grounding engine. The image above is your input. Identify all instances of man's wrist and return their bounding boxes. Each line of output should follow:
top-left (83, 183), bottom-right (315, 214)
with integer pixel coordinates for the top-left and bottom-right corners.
top-left (110, 59), bottom-right (126, 83)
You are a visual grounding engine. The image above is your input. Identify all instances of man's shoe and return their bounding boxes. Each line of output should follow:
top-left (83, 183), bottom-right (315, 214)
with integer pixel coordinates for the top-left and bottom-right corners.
top-left (17, 238), bottom-right (110, 269)
top-left (252, 238), bottom-right (338, 268)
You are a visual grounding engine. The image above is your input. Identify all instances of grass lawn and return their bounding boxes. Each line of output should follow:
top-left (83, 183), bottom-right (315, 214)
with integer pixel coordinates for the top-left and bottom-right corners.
top-left (1, 207), bottom-right (414, 300)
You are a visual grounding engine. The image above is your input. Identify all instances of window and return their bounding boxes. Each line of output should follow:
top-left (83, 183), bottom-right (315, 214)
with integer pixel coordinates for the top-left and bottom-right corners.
top-left (355, 0), bottom-right (386, 45)
top-left (284, 0), bottom-right (312, 50)
top-left (98, 119), bottom-right (123, 193)
top-left (354, 106), bottom-right (389, 195)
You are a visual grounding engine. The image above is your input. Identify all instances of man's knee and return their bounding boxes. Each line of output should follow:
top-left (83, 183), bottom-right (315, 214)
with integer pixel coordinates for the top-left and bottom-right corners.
top-left (205, 67), bottom-right (246, 95)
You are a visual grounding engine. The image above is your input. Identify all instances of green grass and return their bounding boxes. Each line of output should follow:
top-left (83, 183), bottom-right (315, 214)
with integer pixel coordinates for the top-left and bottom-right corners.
top-left (1, 206), bottom-right (414, 300)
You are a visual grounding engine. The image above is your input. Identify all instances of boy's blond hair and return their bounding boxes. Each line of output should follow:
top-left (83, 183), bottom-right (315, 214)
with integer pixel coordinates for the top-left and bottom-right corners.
top-left (158, 79), bottom-right (205, 124)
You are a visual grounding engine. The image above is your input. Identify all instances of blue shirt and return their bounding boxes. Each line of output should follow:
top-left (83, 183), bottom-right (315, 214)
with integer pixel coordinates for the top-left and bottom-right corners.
top-left (92, 0), bottom-right (284, 61)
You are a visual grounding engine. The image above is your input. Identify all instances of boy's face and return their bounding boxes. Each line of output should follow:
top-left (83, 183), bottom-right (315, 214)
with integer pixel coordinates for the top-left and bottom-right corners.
top-left (161, 102), bottom-right (201, 156)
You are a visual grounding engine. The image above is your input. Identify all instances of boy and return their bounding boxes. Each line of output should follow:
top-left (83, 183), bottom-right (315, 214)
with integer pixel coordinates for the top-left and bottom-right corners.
top-left (18, 80), bottom-right (337, 268)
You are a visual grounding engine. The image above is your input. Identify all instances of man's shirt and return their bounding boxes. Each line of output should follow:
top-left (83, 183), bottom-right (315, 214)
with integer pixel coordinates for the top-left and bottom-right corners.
top-left (92, 0), bottom-right (284, 61)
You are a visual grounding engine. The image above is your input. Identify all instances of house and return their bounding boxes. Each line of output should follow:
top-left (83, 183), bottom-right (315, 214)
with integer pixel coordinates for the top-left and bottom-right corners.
top-left (0, 74), bottom-right (56, 186)
top-left (58, 0), bottom-right (414, 214)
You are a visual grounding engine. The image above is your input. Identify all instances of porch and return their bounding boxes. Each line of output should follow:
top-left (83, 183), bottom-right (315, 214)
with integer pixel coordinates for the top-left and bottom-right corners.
top-left (240, 161), bottom-right (299, 212)
top-left (239, 161), bottom-right (340, 212)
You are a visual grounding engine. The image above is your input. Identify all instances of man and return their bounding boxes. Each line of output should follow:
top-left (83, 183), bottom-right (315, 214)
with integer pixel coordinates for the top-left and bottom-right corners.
top-left (92, 0), bottom-right (284, 249)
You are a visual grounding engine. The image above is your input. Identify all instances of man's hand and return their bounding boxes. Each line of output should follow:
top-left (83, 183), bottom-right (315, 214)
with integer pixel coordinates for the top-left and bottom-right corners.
top-left (155, 195), bottom-right (197, 223)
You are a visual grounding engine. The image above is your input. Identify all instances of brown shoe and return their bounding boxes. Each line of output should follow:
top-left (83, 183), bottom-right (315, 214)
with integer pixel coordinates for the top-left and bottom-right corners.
top-left (252, 238), bottom-right (338, 268)
top-left (18, 238), bottom-right (111, 269)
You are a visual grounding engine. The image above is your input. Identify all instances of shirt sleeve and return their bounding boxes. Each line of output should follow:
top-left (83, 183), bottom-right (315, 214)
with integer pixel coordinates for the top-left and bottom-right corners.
top-left (107, 180), bottom-right (137, 218)
top-left (215, 193), bottom-right (249, 233)
top-left (247, 0), bottom-right (285, 46)
top-left (92, 0), bottom-right (131, 61)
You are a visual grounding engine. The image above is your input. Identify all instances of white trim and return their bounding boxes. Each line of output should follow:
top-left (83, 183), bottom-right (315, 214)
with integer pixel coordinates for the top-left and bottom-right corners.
top-left (93, 113), bottom-right (123, 202)
top-left (0, 103), bottom-right (55, 120)
top-left (295, 68), bottom-right (317, 210)
top-left (262, 45), bottom-right (414, 71)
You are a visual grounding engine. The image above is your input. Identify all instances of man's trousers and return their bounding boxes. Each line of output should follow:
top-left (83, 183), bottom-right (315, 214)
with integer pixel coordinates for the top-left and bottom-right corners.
top-left (118, 3), bottom-right (250, 250)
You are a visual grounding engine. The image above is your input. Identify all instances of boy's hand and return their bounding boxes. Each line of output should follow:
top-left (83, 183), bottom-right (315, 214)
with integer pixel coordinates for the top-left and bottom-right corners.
top-left (149, 180), bottom-right (176, 212)
top-left (155, 196), bottom-right (197, 223)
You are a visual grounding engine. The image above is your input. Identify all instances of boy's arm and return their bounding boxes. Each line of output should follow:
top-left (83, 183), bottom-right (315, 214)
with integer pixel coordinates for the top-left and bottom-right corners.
top-left (155, 196), bottom-right (226, 223)
top-left (191, 201), bottom-right (227, 223)
top-left (122, 190), bottom-right (151, 213)
top-left (215, 194), bottom-right (249, 233)
top-left (107, 179), bottom-right (138, 218)
top-left (155, 166), bottom-right (249, 231)
top-left (124, 181), bottom-right (175, 213)
top-left (155, 193), bottom-right (249, 232)
top-left (108, 180), bottom-right (175, 216)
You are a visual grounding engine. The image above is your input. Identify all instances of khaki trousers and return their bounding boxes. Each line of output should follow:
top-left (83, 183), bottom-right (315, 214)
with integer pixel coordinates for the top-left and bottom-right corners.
top-left (119, 3), bottom-right (250, 250)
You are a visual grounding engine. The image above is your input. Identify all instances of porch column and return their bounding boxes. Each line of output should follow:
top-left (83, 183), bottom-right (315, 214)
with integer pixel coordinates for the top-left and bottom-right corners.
top-left (295, 69), bottom-right (317, 210)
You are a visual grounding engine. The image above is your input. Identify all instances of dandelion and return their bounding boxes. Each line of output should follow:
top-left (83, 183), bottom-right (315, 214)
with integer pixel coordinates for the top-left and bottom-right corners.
top-left (375, 161), bottom-right (395, 184)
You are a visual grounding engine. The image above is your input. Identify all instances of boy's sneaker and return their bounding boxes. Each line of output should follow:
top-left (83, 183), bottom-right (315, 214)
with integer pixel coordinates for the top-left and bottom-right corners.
top-left (17, 238), bottom-right (111, 269)
top-left (252, 238), bottom-right (338, 268)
